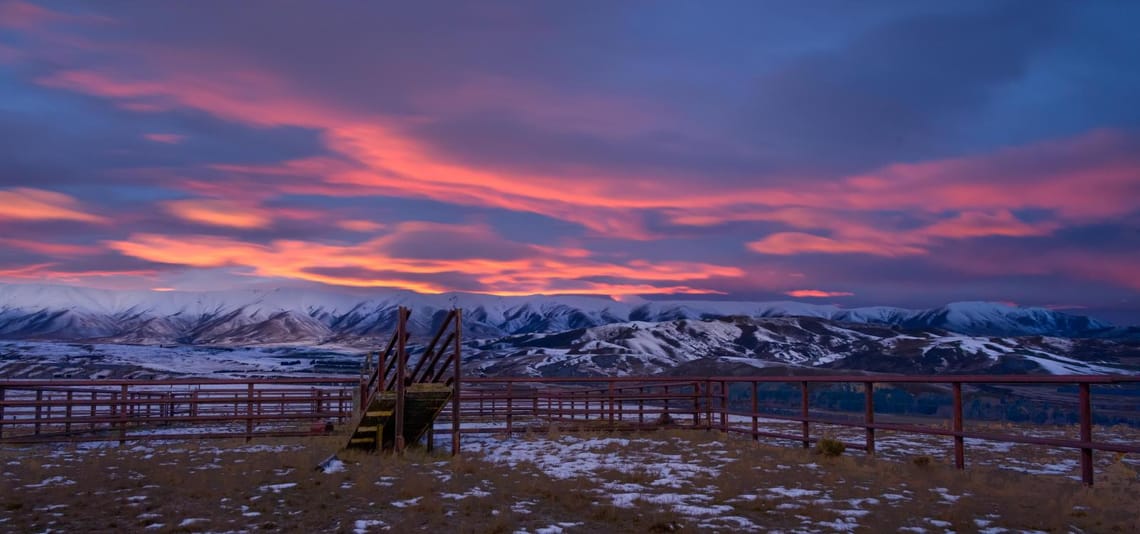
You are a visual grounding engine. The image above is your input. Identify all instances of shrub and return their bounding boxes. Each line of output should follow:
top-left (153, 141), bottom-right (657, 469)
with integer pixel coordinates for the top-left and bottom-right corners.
top-left (814, 437), bottom-right (845, 457)
top-left (912, 455), bottom-right (933, 467)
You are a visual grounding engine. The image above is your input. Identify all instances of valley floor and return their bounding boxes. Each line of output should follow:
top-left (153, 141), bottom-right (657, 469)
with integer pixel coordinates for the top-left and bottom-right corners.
top-left (2, 428), bottom-right (1138, 533)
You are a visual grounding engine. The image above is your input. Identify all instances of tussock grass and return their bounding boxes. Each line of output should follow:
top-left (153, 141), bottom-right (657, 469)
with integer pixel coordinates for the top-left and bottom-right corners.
top-left (1, 428), bottom-right (1137, 533)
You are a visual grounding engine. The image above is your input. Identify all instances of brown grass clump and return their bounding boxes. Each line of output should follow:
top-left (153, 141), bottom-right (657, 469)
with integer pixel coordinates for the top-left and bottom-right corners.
top-left (814, 436), bottom-right (846, 457)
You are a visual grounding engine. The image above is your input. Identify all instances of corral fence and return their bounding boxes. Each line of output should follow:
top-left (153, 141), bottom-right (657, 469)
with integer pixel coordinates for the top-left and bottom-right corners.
top-left (3, 374), bottom-right (1138, 485)
top-left (0, 377), bottom-right (358, 444)
top-left (439, 375), bottom-right (1140, 486)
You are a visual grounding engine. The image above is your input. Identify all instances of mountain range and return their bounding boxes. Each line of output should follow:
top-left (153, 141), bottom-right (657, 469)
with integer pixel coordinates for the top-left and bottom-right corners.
top-left (1, 283), bottom-right (1137, 377)
top-left (466, 315), bottom-right (1138, 377)
top-left (0, 283), bottom-right (1128, 344)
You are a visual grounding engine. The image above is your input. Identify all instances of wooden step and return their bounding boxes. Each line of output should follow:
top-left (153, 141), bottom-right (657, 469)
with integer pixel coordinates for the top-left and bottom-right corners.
top-left (366, 410), bottom-right (393, 418)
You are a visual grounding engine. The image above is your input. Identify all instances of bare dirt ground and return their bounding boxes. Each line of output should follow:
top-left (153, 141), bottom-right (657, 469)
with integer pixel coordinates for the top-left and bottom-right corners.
top-left (1, 428), bottom-right (1138, 533)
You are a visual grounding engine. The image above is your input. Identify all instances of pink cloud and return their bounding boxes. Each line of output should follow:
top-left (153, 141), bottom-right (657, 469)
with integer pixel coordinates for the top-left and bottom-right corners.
top-left (20, 34), bottom-right (1140, 297)
top-left (785, 289), bottom-right (855, 298)
top-left (0, 238), bottom-right (102, 256)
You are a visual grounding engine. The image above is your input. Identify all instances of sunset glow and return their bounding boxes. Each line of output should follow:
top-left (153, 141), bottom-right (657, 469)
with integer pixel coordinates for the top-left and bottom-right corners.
top-left (1, 1), bottom-right (1137, 322)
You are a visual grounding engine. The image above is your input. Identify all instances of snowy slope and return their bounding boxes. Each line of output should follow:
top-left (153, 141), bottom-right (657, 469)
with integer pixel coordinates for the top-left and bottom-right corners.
top-left (0, 283), bottom-right (1122, 346)
top-left (465, 316), bottom-right (1138, 377)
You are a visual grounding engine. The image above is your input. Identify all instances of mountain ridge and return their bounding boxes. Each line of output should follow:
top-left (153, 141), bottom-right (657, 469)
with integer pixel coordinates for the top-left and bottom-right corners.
top-left (0, 282), bottom-right (1127, 345)
top-left (465, 315), bottom-right (1139, 377)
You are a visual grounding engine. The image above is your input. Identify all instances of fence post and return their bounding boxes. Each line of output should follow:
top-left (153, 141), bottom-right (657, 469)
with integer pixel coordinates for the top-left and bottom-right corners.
top-left (705, 380), bottom-right (713, 431)
top-left (638, 386), bottom-right (645, 425)
top-left (35, 390), bottom-right (43, 436)
top-left (66, 390), bottom-right (73, 434)
top-left (119, 384), bottom-right (128, 446)
top-left (1079, 382), bottom-right (1094, 486)
top-left (800, 381), bottom-right (810, 449)
top-left (246, 383), bottom-right (254, 442)
top-left (691, 383), bottom-right (700, 426)
top-left (720, 380), bottom-right (728, 430)
top-left (608, 382), bottom-right (615, 425)
top-left (751, 381), bottom-right (758, 442)
top-left (953, 382), bottom-right (964, 469)
top-left (506, 382), bottom-right (514, 436)
top-left (864, 381), bottom-right (875, 456)
top-left (191, 390), bottom-right (199, 418)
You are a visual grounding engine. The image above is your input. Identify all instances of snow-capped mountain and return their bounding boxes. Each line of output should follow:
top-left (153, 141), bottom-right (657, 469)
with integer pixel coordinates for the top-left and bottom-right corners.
top-left (0, 283), bottom-right (1124, 345)
top-left (466, 316), bottom-right (1140, 377)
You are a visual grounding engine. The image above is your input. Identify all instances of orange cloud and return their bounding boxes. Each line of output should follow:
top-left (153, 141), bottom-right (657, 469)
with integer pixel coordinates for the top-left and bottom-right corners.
top-left (748, 232), bottom-right (926, 257)
top-left (785, 289), bottom-right (854, 298)
top-left (164, 199), bottom-right (272, 229)
top-left (106, 229), bottom-right (744, 296)
top-left (0, 188), bottom-right (107, 223)
top-left (26, 47), bottom-right (1140, 294)
top-left (37, 58), bottom-right (1140, 249)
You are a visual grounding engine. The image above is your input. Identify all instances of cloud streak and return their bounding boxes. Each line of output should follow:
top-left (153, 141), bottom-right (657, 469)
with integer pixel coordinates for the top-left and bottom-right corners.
top-left (1, 2), bottom-right (1138, 321)
top-left (0, 188), bottom-right (107, 223)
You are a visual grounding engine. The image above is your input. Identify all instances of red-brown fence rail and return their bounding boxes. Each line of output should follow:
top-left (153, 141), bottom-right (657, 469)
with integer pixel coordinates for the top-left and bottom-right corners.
top-left (0, 377), bottom-right (358, 444)
top-left (4, 374), bottom-right (1139, 485)
top-left (434, 375), bottom-right (1140, 486)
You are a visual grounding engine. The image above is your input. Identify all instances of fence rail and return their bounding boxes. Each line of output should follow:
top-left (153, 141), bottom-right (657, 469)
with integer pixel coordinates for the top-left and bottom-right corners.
top-left (0, 377), bottom-right (358, 444)
top-left (437, 375), bottom-right (1140, 486)
top-left (4, 373), bottom-right (1138, 485)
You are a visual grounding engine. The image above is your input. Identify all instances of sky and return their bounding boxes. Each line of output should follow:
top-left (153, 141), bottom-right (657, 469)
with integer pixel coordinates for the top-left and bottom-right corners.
top-left (0, 1), bottom-right (1138, 323)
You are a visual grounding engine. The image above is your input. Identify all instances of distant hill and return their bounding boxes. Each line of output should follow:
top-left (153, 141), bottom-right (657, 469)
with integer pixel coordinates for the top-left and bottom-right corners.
top-left (465, 315), bottom-right (1139, 377)
top-left (1, 283), bottom-right (1137, 378)
top-left (0, 283), bottom-right (1124, 345)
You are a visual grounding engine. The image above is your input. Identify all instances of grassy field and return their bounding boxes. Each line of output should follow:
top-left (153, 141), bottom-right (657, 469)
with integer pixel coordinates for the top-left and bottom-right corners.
top-left (1, 428), bottom-right (1138, 533)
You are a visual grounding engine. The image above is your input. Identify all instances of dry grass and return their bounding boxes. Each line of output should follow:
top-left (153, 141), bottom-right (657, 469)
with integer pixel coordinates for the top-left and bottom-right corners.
top-left (0, 428), bottom-right (1137, 533)
top-left (814, 436), bottom-right (846, 457)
